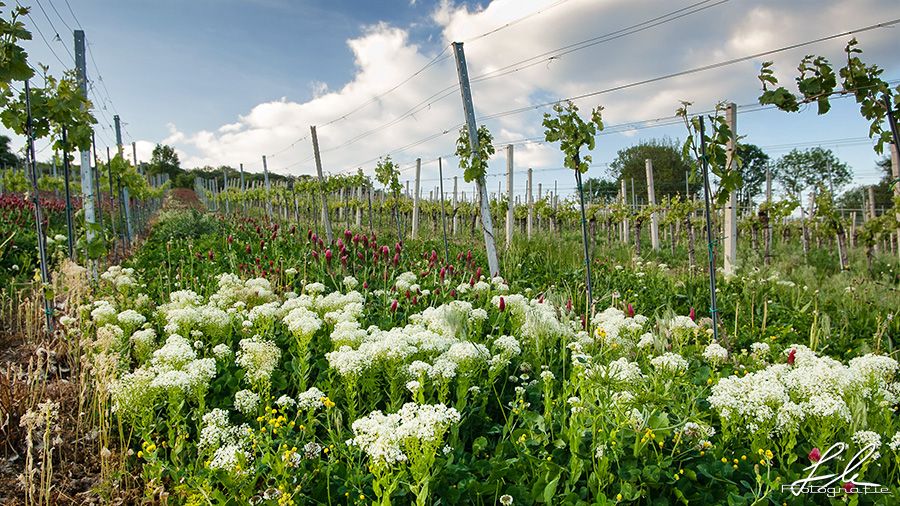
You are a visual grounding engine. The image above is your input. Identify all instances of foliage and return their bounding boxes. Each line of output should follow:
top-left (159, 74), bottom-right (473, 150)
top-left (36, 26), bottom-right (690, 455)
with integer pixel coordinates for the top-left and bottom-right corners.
top-left (608, 137), bottom-right (698, 202)
top-left (455, 125), bottom-right (494, 183)
top-left (774, 147), bottom-right (852, 198)
top-left (758, 38), bottom-right (900, 154)
top-left (542, 100), bottom-right (604, 173)
top-left (676, 102), bottom-right (742, 206)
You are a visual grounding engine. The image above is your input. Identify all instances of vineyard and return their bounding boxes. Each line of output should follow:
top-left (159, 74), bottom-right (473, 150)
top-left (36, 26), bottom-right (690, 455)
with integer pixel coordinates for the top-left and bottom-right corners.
top-left (2, 1), bottom-right (900, 506)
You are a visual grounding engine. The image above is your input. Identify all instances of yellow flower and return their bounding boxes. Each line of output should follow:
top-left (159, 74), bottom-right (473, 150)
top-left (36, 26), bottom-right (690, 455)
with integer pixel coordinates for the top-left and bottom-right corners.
top-left (764, 450), bottom-right (773, 460)
top-left (616, 494), bottom-right (622, 502)
top-left (741, 455), bottom-right (746, 461)
top-left (721, 457), bottom-right (728, 463)
top-left (137, 451), bottom-right (143, 458)
top-left (679, 469), bottom-right (684, 475)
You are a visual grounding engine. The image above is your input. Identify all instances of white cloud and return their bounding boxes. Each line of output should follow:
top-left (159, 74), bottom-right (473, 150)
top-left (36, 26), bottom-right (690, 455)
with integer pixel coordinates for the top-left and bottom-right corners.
top-left (138, 0), bottom-right (899, 195)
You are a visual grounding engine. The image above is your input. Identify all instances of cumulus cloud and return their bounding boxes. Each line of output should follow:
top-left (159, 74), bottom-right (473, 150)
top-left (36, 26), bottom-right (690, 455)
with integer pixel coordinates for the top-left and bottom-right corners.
top-left (143, 0), bottom-right (899, 196)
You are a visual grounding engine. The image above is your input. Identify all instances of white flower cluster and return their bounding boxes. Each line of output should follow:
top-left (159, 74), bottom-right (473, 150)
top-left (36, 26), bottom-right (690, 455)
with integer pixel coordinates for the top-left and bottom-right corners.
top-left (492, 294), bottom-right (573, 348)
top-left (282, 306), bottom-right (323, 339)
top-left (750, 342), bottom-right (770, 358)
top-left (702, 342), bottom-right (729, 365)
top-left (395, 272), bottom-right (418, 292)
top-left (100, 265), bottom-right (137, 289)
top-left (117, 309), bottom-right (147, 330)
top-left (209, 273), bottom-right (277, 309)
top-left (851, 430), bottom-right (882, 459)
top-left (592, 307), bottom-right (648, 347)
top-left (349, 403), bottom-right (461, 465)
top-left (91, 300), bottom-right (118, 325)
top-left (236, 336), bottom-right (281, 386)
top-left (111, 333), bottom-right (219, 417)
top-left (297, 387), bottom-right (327, 410)
top-left (650, 353), bottom-right (689, 374)
top-left (708, 345), bottom-right (898, 437)
top-left (157, 290), bottom-right (232, 337)
top-left (234, 389), bottom-right (260, 414)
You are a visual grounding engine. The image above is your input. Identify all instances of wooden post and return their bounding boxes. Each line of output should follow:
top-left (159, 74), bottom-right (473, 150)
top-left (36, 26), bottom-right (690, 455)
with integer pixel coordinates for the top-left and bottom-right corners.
top-left (506, 144), bottom-right (514, 248)
top-left (452, 176), bottom-right (459, 235)
top-left (412, 158), bottom-right (421, 238)
top-left (723, 102), bottom-right (738, 275)
top-left (892, 143), bottom-right (899, 259)
top-left (262, 155), bottom-right (272, 218)
top-left (646, 158), bottom-right (659, 250)
top-left (621, 179), bottom-right (629, 244)
top-left (527, 168), bottom-right (533, 239)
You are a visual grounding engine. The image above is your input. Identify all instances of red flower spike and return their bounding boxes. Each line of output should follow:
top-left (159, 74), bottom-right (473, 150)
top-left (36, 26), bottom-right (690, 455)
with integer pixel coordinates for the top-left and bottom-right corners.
top-left (787, 348), bottom-right (796, 366)
top-left (843, 482), bottom-right (855, 494)
top-left (325, 249), bottom-right (333, 263)
top-left (689, 307), bottom-right (696, 321)
top-left (390, 299), bottom-right (398, 312)
top-left (808, 448), bottom-right (820, 463)
top-left (499, 297), bottom-right (506, 312)
top-left (626, 303), bottom-right (635, 318)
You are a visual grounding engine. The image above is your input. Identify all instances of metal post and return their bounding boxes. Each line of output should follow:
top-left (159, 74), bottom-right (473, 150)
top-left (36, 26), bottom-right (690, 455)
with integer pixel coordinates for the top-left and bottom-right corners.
top-left (310, 126), bottom-right (333, 243)
top-left (114, 115), bottom-right (133, 243)
top-left (452, 41), bottom-right (500, 276)
top-left (61, 127), bottom-right (75, 260)
top-left (892, 143), bottom-right (899, 259)
top-left (24, 80), bottom-right (53, 331)
top-left (699, 117), bottom-right (719, 342)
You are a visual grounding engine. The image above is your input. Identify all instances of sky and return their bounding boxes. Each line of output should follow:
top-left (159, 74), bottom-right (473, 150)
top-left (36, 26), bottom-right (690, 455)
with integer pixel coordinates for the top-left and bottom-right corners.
top-left (8, 0), bottom-right (900, 204)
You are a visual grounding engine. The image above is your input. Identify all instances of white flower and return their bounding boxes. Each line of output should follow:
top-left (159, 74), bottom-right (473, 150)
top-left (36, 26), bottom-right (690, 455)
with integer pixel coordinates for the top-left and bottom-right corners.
top-left (343, 276), bottom-right (359, 290)
top-left (212, 343), bottom-right (233, 360)
top-left (275, 395), bottom-right (296, 409)
top-left (650, 353), bottom-right (688, 373)
top-left (500, 495), bottom-right (514, 506)
top-left (702, 342), bottom-right (729, 365)
top-left (888, 432), bottom-right (900, 452)
top-left (282, 306), bottom-right (322, 339)
top-left (234, 389), bottom-right (260, 415)
top-left (117, 309), bottom-right (146, 329)
top-left (395, 272), bottom-right (417, 292)
top-left (851, 430), bottom-right (882, 459)
top-left (304, 282), bottom-right (326, 295)
top-left (406, 380), bottom-right (421, 394)
top-left (297, 387), bottom-right (326, 410)
top-left (236, 337), bottom-right (281, 386)
top-left (750, 342), bottom-right (770, 358)
top-left (637, 333), bottom-right (655, 348)
top-left (349, 403), bottom-right (461, 466)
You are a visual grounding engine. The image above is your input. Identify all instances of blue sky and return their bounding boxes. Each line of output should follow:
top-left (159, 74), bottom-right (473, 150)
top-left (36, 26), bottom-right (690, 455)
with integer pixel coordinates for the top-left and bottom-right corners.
top-left (10, 0), bottom-right (900, 204)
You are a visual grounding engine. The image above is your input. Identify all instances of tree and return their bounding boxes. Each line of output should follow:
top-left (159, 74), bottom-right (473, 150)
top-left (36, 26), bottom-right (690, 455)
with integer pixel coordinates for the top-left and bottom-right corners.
top-left (608, 138), bottom-right (698, 203)
top-left (582, 177), bottom-right (619, 203)
top-left (774, 147), bottom-right (852, 198)
top-left (736, 143), bottom-right (769, 208)
top-left (543, 99), bottom-right (603, 316)
top-left (838, 157), bottom-right (895, 211)
top-left (148, 143), bottom-right (181, 180)
top-left (0, 134), bottom-right (18, 167)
